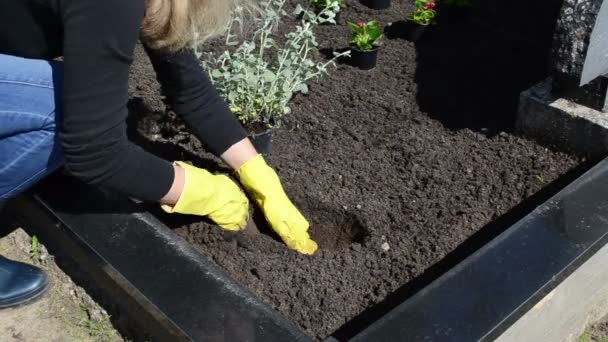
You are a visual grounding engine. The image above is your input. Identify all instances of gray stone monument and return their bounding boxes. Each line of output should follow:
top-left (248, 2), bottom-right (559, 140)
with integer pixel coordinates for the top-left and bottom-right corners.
top-left (551, 0), bottom-right (607, 111)
top-left (517, 0), bottom-right (608, 158)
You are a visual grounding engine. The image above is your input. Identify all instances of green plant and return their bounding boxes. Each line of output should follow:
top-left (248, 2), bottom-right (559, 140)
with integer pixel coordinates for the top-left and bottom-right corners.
top-left (347, 21), bottom-right (383, 51)
top-left (31, 235), bottom-right (39, 261)
top-left (578, 331), bottom-right (608, 342)
top-left (579, 332), bottom-right (591, 342)
top-left (201, 0), bottom-right (349, 128)
top-left (409, 0), bottom-right (437, 25)
top-left (312, 0), bottom-right (346, 11)
top-left (311, 0), bottom-right (346, 23)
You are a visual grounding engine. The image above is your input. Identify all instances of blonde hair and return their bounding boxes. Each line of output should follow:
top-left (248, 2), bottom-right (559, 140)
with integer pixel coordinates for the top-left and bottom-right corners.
top-left (142, 0), bottom-right (255, 53)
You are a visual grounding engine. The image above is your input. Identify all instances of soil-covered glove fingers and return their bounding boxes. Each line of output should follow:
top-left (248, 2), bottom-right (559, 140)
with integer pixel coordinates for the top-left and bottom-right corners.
top-left (161, 162), bottom-right (249, 231)
top-left (267, 205), bottom-right (318, 255)
top-left (237, 155), bottom-right (318, 255)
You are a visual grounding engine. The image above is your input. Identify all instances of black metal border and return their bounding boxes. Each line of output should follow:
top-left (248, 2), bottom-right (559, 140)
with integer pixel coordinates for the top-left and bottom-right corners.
top-left (15, 176), bottom-right (309, 342)
top-left (13, 158), bottom-right (608, 342)
top-left (352, 158), bottom-right (608, 341)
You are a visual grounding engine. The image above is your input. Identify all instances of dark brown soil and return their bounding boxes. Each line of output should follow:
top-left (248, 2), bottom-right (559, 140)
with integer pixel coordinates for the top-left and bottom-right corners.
top-left (128, 1), bottom-right (584, 339)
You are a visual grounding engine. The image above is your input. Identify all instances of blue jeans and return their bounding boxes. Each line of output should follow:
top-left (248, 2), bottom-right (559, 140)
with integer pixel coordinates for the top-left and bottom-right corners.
top-left (0, 54), bottom-right (64, 199)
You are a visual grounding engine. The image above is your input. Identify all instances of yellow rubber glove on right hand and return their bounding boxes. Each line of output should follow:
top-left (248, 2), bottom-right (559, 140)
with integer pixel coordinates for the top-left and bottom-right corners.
top-left (161, 162), bottom-right (249, 231)
top-left (237, 155), bottom-right (318, 255)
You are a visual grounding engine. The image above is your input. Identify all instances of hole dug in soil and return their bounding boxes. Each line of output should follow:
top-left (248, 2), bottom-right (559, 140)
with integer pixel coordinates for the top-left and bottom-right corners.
top-left (308, 207), bottom-right (369, 250)
top-left (244, 204), bottom-right (370, 251)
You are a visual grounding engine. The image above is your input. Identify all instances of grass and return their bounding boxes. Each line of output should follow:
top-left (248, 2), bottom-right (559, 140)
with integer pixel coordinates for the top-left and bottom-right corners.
top-left (580, 332), bottom-right (592, 342)
top-left (65, 307), bottom-right (123, 342)
top-left (74, 304), bottom-right (123, 341)
top-left (2, 229), bottom-right (124, 341)
top-left (30, 235), bottom-right (39, 262)
top-left (80, 319), bottom-right (113, 340)
top-left (579, 330), bottom-right (608, 342)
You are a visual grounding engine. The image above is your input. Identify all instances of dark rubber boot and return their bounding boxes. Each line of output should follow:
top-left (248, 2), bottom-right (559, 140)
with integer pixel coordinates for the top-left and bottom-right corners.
top-left (0, 199), bottom-right (50, 308)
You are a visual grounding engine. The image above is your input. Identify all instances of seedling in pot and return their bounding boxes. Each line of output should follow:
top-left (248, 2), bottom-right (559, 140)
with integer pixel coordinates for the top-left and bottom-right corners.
top-left (402, 0), bottom-right (437, 41)
top-left (347, 20), bottom-right (383, 70)
top-left (410, 0), bottom-right (437, 25)
top-left (202, 0), bottom-right (349, 157)
top-left (311, 0), bottom-right (346, 24)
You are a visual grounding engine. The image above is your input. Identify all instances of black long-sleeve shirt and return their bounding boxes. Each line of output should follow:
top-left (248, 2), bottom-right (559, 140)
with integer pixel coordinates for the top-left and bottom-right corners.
top-left (0, 0), bottom-right (246, 201)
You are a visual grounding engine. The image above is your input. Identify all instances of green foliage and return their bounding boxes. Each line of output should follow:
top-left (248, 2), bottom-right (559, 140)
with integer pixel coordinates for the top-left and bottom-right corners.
top-left (578, 331), bottom-right (608, 342)
top-left (311, 0), bottom-right (346, 24)
top-left (347, 21), bottom-right (383, 51)
top-left (201, 0), bottom-right (348, 128)
top-left (409, 0), bottom-right (437, 25)
top-left (30, 235), bottom-right (39, 261)
top-left (312, 0), bottom-right (346, 10)
top-left (579, 332), bottom-right (591, 342)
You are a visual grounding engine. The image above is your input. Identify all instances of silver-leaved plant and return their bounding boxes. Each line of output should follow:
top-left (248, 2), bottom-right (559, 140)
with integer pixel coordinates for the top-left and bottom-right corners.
top-left (308, 0), bottom-right (346, 24)
top-left (200, 0), bottom-right (349, 128)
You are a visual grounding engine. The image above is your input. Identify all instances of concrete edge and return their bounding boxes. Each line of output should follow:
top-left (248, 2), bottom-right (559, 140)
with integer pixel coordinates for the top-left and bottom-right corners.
top-left (509, 78), bottom-right (608, 342)
top-left (516, 78), bottom-right (608, 159)
top-left (495, 241), bottom-right (608, 342)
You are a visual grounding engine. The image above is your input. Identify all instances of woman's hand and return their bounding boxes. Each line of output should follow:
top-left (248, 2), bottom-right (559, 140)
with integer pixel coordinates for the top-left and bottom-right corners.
top-left (237, 154), bottom-right (318, 255)
top-left (161, 162), bottom-right (249, 231)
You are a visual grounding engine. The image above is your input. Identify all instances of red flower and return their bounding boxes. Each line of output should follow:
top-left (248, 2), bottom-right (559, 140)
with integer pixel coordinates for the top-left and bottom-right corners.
top-left (423, 1), bottom-right (436, 9)
top-left (357, 22), bottom-right (364, 28)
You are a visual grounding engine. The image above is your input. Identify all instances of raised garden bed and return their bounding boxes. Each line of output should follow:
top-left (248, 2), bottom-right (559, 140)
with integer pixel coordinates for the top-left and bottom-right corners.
top-left (124, 0), bottom-right (587, 339)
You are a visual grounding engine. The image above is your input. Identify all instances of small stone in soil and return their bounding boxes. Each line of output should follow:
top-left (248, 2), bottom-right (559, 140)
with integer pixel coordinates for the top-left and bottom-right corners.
top-left (381, 242), bottom-right (390, 251)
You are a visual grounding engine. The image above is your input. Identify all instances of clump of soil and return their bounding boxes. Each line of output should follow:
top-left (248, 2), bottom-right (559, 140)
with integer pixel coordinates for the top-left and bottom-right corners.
top-left (128, 0), bottom-right (583, 339)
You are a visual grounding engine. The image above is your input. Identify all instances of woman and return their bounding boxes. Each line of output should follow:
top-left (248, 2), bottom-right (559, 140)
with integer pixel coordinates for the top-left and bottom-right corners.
top-left (0, 0), bottom-right (317, 308)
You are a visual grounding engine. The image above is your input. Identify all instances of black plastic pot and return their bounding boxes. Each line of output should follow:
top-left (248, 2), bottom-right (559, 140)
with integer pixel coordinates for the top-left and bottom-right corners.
top-left (350, 47), bottom-right (379, 70)
top-left (385, 20), bottom-right (428, 41)
top-left (363, 0), bottom-right (391, 9)
top-left (250, 129), bottom-right (273, 160)
top-left (403, 20), bottom-right (428, 42)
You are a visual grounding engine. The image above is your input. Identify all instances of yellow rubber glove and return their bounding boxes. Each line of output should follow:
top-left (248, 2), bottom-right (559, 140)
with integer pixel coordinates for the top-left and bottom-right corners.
top-left (161, 162), bottom-right (249, 231)
top-left (237, 155), bottom-right (318, 255)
